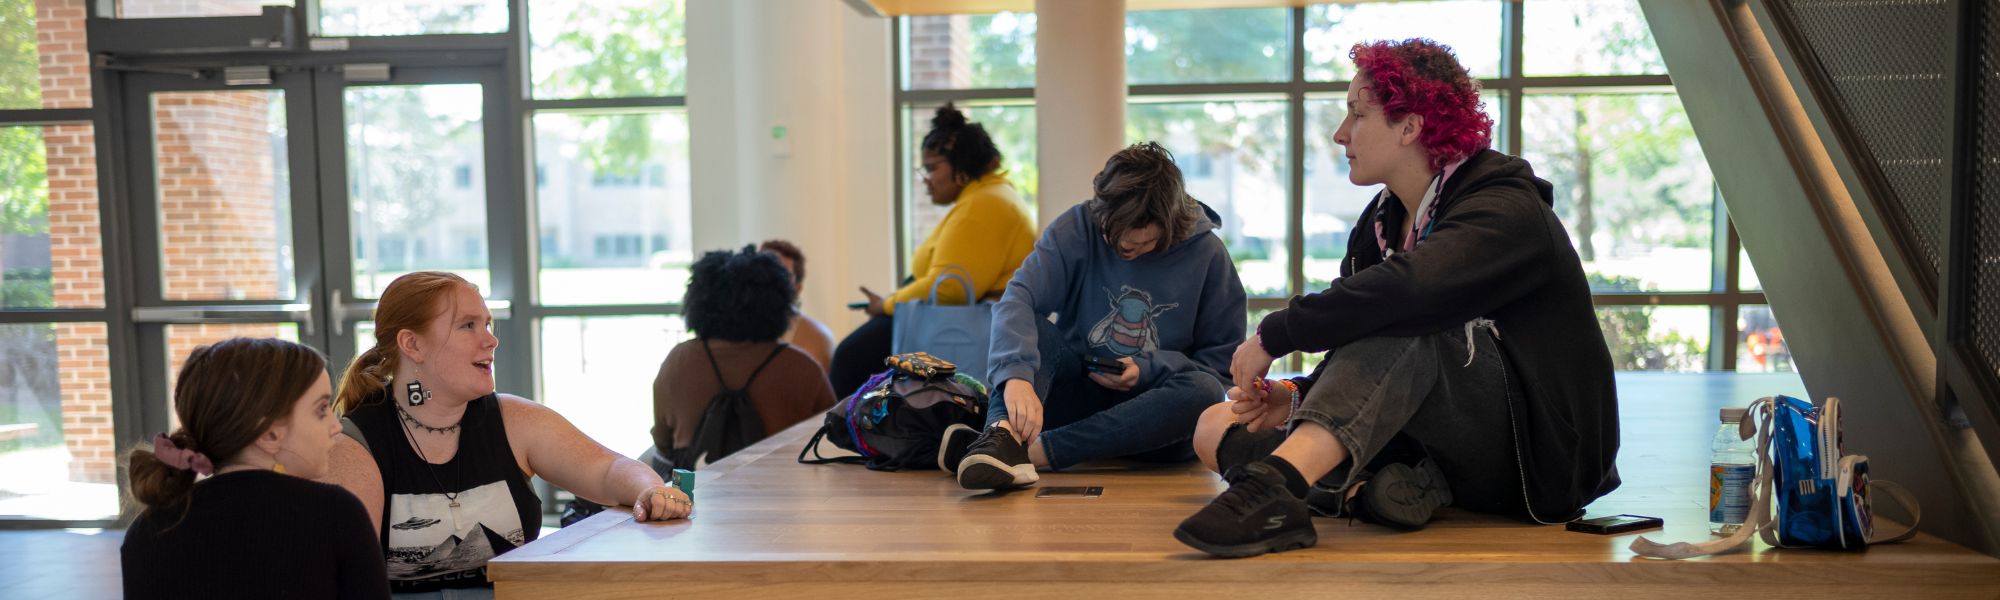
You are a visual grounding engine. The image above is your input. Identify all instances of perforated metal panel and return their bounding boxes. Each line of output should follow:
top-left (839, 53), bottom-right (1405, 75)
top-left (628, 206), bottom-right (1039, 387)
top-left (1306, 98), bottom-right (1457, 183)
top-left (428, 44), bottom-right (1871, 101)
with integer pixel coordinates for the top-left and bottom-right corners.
top-left (1770, 0), bottom-right (1951, 283)
top-left (1970, 2), bottom-right (2000, 385)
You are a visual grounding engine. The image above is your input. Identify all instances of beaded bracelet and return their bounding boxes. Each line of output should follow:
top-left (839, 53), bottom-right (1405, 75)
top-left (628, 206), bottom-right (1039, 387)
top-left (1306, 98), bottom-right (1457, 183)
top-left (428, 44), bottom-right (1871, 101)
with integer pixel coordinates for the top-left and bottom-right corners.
top-left (1275, 379), bottom-right (1300, 430)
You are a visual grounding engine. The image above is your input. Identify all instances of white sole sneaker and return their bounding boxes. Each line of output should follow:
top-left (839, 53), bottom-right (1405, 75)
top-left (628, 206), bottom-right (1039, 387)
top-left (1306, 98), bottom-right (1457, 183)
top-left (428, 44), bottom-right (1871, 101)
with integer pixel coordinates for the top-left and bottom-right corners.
top-left (938, 423), bottom-right (978, 473)
top-left (957, 454), bottom-right (1040, 490)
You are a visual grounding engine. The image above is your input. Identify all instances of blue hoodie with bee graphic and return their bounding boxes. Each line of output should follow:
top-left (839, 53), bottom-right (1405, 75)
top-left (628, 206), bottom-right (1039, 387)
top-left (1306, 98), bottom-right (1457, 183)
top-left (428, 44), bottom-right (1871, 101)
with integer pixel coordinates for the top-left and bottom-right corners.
top-left (986, 201), bottom-right (1246, 391)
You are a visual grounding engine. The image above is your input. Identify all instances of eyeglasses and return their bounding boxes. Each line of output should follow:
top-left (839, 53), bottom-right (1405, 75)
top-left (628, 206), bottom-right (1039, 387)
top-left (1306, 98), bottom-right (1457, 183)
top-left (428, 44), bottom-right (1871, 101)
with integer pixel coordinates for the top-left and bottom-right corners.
top-left (915, 161), bottom-right (944, 180)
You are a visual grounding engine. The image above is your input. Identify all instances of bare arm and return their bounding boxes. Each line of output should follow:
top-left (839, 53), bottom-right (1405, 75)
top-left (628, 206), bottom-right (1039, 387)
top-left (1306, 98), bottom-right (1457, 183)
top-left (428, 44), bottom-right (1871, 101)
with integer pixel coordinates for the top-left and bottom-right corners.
top-left (499, 394), bottom-right (688, 521)
top-left (319, 434), bottom-right (385, 538)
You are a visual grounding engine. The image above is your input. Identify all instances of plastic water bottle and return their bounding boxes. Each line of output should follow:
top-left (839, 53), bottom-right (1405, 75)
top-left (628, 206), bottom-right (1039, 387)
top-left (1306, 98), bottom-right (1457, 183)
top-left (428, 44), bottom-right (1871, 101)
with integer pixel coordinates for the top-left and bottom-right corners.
top-left (1710, 407), bottom-right (1755, 535)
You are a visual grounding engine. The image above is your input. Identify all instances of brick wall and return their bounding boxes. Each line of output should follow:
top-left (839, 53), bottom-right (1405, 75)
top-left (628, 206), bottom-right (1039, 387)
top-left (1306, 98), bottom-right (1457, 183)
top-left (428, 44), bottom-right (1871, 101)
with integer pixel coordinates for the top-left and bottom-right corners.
top-left (908, 16), bottom-right (971, 90)
top-left (36, 0), bottom-right (113, 484)
top-left (36, 0), bottom-right (281, 483)
top-left (153, 90), bottom-right (283, 302)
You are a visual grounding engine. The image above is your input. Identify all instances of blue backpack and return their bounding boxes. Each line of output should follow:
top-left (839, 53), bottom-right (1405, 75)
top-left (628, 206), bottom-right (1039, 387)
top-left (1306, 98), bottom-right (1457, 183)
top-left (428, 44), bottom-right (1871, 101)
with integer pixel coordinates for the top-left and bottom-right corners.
top-left (1633, 395), bottom-right (1920, 559)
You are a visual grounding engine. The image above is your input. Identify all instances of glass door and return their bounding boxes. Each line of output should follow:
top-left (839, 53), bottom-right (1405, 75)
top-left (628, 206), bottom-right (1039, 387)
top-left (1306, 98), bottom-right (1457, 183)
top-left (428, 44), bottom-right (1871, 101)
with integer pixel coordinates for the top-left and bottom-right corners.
top-left (119, 62), bottom-right (517, 441)
top-left (121, 70), bottom-right (326, 434)
top-left (313, 66), bottom-right (519, 382)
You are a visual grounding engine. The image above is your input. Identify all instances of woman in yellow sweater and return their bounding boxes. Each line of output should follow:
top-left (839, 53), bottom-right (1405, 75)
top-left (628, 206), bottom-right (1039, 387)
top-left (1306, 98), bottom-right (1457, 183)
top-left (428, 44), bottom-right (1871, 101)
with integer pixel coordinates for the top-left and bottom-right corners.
top-left (830, 104), bottom-right (1037, 397)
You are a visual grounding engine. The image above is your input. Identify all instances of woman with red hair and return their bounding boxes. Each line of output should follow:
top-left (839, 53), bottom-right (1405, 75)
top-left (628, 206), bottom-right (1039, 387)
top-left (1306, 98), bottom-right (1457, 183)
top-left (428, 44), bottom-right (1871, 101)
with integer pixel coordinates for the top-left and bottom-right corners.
top-left (1174, 39), bottom-right (1620, 557)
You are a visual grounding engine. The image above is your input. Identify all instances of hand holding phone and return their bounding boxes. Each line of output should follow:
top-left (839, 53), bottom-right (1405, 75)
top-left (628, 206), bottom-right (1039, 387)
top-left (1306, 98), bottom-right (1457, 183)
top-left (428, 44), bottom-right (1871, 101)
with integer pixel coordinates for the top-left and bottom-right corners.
top-left (1081, 354), bottom-right (1125, 375)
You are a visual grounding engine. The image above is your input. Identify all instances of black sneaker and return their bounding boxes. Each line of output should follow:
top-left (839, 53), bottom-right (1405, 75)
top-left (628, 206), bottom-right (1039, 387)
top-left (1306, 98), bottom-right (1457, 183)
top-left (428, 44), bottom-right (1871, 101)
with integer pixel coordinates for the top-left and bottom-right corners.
top-left (1173, 462), bottom-right (1317, 558)
top-left (1344, 457), bottom-right (1453, 530)
top-left (938, 423), bottom-right (979, 474)
top-left (956, 426), bottom-right (1038, 490)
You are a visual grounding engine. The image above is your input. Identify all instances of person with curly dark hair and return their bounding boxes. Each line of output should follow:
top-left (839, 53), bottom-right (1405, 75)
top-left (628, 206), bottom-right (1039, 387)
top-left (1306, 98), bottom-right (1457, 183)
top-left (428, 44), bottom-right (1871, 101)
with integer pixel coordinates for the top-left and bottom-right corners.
top-left (652, 246), bottom-right (836, 468)
top-left (758, 239), bottom-right (835, 371)
top-left (1174, 39), bottom-right (1618, 557)
top-left (828, 103), bottom-right (1037, 398)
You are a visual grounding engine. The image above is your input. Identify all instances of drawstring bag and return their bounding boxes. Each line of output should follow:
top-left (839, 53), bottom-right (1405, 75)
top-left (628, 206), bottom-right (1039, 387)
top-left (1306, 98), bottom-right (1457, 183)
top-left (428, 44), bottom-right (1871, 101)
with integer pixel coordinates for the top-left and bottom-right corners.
top-left (1632, 395), bottom-right (1921, 559)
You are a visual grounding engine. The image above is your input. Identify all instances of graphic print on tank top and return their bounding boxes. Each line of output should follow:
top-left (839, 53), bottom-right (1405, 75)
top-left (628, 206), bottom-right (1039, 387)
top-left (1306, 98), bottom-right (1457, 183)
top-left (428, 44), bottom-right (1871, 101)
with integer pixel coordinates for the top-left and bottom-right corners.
top-left (383, 479), bottom-right (526, 583)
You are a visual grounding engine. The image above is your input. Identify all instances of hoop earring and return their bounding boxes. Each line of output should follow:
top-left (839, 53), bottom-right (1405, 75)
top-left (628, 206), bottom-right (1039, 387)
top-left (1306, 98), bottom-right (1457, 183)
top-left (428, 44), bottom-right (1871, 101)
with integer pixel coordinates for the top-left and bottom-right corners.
top-left (406, 365), bottom-right (432, 406)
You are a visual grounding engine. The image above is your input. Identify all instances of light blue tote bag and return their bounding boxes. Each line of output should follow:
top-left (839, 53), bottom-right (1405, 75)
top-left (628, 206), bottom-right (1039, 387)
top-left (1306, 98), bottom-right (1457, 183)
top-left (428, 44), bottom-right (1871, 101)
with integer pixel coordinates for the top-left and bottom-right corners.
top-left (891, 265), bottom-right (993, 386)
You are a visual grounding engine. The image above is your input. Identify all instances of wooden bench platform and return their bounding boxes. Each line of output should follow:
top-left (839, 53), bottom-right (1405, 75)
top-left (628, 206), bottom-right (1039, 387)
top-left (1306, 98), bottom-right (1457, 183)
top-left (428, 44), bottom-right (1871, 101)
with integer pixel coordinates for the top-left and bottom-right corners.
top-left (490, 374), bottom-right (2000, 598)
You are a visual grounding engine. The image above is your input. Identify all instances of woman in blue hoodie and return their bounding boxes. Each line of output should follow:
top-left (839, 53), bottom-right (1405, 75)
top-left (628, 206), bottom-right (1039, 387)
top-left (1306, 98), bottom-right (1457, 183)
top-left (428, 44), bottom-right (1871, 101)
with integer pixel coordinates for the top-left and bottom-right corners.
top-left (942, 142), bottom-right (1248, 491)
top-left (1172, 39), bottom-right (1620, 558)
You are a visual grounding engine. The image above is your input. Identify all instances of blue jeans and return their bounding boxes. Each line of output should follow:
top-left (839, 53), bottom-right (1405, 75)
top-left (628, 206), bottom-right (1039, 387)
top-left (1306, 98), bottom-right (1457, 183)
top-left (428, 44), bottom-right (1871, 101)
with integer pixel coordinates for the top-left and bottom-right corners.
top-left (988, 319), bottom-right (1225, 470)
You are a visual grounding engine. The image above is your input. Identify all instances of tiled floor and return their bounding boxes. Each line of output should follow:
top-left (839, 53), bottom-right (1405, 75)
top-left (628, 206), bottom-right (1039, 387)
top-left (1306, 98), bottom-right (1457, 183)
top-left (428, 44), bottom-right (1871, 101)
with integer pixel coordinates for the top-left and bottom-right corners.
top-left (1, 372), bottom-right (1813, 599)
top-left (0, 528), bottom-right (125, 599)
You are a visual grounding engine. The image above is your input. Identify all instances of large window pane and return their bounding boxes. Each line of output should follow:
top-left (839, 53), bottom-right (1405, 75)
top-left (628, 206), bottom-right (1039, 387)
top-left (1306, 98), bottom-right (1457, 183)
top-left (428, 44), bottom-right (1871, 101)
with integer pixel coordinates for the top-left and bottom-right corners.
top-left (531, 0), bottom-right (685, 99)
top-left (319, 0), bottom-right (506, 37)
top-left (153, 90), bottom-right (294, 302)
top-left (1523, 92), bottom-right (1713, 293)
top-left (116, 0), bottom-right (289, 18)
top-left (1739, 247), bottom-right (1762, 292)
top-left (1127, 9), bottom-right (1290, 85)
top-left (534, 110), bottom-right (692, 306)
top-left (1737, 305), bottom-right (1792, 373)
top-left (3, 123), bottom-right (102, 309)
top-left (1598, 305), bottom-right (1708, 371)
top-left (902, 12), bottom-right (1036, 91)
top-left (1524, 0), bottom-right (1666, 76)
top-left (346, 84), bottom-right (489, 299)
top-left (163, 323), bottom-right (301, 429)
top-left (1302, 93), bottom-right (1501, 291)
top-left (1128, 98), bottom-right (1290, 298)
top-left (540, 316), bottom-right (689, 458)
top-left (0, 322), bottom-right (115, 520)
top-left (1306, 1), bottom-right (1504, 81)
top-left (900, 101), bottom-right (1036, 262)
top-left (3, 0), bottom-right (90, 109)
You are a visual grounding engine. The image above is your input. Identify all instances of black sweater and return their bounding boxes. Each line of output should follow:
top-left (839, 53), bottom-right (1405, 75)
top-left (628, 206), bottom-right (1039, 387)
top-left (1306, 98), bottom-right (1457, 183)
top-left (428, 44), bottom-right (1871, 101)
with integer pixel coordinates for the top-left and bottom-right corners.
top-left (122, 470), bottom-right (389, 600)
top-left (1261, 149), bottom-right (1621, 520)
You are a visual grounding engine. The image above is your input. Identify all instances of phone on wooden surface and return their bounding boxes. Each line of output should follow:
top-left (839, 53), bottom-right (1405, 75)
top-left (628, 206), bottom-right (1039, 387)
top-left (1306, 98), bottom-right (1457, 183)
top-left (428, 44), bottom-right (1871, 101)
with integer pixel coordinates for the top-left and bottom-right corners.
top-left (847, 301), bottom-right (871, 310)
top-left (1081, 355), bottom-right (1126, 375)
top-left (1566, 514), bottom-right (1663, 535)
top-left (1035, 486), bottom-right (1104, 498)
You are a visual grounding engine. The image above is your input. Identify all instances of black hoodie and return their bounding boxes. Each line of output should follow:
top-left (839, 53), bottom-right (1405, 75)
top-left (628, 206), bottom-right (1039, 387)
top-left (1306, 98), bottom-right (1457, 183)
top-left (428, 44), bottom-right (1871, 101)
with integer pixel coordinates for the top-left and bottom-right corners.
top-left (1259, 148), bottom-right (1620, 521)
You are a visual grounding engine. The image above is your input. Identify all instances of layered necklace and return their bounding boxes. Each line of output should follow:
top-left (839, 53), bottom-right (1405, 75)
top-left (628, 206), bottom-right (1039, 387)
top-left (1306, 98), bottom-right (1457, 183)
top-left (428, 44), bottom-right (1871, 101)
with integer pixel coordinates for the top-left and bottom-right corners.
top-left (395, 402), bottom-right (467, 526)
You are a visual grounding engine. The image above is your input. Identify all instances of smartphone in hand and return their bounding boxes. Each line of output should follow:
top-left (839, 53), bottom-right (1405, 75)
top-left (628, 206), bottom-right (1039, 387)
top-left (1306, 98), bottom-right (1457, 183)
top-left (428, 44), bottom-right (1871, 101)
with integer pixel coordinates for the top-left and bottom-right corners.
top-left (847, 301), bottom-right (871, 310)
top-left (1081, 355), bottom-right (1126, 375)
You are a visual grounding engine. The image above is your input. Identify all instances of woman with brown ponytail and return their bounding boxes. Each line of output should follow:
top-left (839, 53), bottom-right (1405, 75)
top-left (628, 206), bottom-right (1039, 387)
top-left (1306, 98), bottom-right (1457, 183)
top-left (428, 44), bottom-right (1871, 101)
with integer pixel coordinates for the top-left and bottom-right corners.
top-left (320, 271), bottom-right (688, 598)
top-left (121, 337), bottom-right (388, 599)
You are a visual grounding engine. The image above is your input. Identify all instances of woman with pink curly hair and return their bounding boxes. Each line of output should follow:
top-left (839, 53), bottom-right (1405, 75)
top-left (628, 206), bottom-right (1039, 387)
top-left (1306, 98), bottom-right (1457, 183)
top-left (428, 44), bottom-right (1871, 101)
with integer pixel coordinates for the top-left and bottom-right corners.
top-left (1174, 39), bottom-right (1620, 557)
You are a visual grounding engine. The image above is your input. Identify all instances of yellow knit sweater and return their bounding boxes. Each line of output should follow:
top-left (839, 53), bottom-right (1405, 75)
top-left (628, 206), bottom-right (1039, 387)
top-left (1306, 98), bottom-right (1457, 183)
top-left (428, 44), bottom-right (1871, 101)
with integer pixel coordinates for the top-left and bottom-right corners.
top-left (887, 173), bottom-right (1036, 314)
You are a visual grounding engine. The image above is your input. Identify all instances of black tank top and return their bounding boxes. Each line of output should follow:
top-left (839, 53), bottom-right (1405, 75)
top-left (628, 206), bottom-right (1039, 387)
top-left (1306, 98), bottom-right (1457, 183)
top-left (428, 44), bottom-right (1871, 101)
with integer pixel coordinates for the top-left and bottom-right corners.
top-left (349, 393), bottom-right (541, 592)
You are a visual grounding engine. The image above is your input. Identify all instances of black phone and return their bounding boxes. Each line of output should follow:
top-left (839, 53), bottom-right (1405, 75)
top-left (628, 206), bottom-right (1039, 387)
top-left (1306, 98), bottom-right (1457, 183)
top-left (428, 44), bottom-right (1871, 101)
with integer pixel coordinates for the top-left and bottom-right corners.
top-left (1082, 355), bottom-right (1125, 375)
top-left (1035, 486), bottom-right (1104, 498)
top-left (847, 301), bottom-right (871, 310)
top-left (1566, 514), bottom-right (1663, 535)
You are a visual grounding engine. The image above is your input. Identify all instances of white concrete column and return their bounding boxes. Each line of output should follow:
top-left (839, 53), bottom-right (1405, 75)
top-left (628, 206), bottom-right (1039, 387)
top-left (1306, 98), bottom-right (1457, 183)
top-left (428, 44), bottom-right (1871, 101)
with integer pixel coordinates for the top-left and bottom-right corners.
top-left (687, 0), bottom-right (892, 336)
top-left (1034, 0), bottom-right (1127, 228)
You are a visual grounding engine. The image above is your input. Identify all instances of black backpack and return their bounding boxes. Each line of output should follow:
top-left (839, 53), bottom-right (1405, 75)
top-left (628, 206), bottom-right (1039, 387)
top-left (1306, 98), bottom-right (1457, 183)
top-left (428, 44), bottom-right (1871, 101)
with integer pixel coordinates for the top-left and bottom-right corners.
top-left (797, 368), bottom-right (986, 471)
top-left (666, 340), bottom-right (786, 470)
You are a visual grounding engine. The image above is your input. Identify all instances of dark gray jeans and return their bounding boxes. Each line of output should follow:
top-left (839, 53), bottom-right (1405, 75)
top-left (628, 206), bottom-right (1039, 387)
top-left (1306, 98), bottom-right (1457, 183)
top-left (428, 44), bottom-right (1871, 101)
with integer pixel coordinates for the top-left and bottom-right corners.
top-left (1234, 324), bottom-right (1527, 517)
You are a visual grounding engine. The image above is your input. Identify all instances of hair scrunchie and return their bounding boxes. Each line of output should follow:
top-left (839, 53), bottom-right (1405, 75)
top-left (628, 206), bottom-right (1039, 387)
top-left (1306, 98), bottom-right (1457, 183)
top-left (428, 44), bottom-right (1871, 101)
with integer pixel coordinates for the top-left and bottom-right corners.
top-left (152, 433), bottom-right (215, 476)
